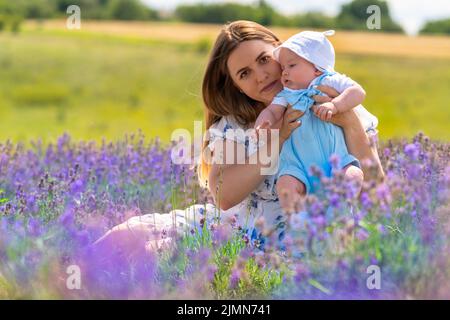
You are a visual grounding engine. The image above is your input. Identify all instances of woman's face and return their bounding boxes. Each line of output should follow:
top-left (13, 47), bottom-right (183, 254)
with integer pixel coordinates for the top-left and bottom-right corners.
top-left (227, 40), bottom-right (283, 106)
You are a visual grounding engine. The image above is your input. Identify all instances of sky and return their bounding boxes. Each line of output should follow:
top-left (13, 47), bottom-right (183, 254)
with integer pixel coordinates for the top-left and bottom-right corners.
top-left (142, 0), bottom-right (450, 35)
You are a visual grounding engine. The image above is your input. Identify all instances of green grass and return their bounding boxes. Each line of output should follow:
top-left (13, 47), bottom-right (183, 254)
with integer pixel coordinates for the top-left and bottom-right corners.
top-left (336, 54), bottom-right (450, 140)
top-left (0, 28), bottom-right (449, 143)
top-left (0, 30), bottom-right (206, 143)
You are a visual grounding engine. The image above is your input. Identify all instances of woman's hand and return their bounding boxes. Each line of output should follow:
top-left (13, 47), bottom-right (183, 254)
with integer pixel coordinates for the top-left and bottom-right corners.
top-left (278, 104), bottom-right (304, 144)
top-left (255, 104), bottom-right (303, 154)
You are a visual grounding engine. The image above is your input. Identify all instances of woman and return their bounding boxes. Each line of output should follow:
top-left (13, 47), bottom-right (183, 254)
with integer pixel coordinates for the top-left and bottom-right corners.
top-left (94, 20), bottom-right (383, 257)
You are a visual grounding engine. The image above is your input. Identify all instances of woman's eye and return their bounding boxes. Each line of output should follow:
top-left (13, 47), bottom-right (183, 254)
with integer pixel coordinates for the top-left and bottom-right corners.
top-left (289, 64), bottom-right (296, 68)
top-left (240, 70), bottom-right (249, 79)
top-left (260, 56), bottom-right (270, 64)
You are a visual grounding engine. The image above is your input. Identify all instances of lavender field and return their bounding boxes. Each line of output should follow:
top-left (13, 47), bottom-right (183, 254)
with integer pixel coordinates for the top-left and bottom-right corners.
top-left (0, 131), bottom-right (448, 299)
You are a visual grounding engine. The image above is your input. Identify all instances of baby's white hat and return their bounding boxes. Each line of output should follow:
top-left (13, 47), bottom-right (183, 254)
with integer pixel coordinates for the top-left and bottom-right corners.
top-left (273, 30), bottom-right (336, 72)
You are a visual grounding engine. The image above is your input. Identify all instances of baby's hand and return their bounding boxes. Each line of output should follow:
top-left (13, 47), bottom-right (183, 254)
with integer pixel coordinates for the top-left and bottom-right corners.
top-left (314, 102), bottom-right (337, 121)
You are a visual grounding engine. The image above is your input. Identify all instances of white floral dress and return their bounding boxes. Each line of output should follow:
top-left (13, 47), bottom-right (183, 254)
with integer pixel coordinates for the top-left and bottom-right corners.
top-left (123, 113), bottom-right (378, 252)
top-left (124, 115), bottom-right (285, 251)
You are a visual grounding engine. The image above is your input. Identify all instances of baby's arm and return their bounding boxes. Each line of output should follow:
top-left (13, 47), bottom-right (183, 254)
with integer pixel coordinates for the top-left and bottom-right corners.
top-left (315, 84), bottom-right (366, 121)
top-left (314, 73), bottom-right (366, 121)
top-left (254, 104), bottom-right (285, 129)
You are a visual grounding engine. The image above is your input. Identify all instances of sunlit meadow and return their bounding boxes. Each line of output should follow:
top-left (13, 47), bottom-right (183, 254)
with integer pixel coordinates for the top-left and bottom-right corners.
top-left (0, 20), bottom-right (449, 142)
top-left (0, 21), bottom-right (449, 299)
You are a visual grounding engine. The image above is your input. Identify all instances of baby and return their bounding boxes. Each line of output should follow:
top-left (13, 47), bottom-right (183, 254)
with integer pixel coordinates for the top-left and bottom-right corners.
top-left (255, 30), bottom-right (371, 212)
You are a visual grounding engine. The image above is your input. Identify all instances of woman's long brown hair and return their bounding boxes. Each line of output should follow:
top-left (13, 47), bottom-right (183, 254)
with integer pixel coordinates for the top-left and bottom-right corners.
top-left (198, 20), bottom-right (281, 188)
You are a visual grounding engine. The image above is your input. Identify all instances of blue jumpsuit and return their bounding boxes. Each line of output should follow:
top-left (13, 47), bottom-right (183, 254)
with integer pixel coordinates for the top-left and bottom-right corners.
top-left (274, 72), bottom-right (360, 193)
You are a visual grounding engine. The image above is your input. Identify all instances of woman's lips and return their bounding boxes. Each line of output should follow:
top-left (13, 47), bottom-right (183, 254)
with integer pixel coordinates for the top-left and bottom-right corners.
top-left (261, 80), bottom-right (277, 93)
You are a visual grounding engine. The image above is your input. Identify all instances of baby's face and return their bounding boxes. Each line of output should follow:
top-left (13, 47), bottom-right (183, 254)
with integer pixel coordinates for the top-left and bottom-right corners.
top-left (278, 48), bottom-right (321, 90)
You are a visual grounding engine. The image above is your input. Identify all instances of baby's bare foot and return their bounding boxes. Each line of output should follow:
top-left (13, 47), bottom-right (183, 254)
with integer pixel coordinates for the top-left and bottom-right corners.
top-left (276, 175), bottom-right (306, 214)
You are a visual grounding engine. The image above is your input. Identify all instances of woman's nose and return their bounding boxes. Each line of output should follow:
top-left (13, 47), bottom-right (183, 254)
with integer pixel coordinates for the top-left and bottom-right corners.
top-left (256, 68), bottom-right (269, 83)
top-left (282, 69), bottom-right (288, 76)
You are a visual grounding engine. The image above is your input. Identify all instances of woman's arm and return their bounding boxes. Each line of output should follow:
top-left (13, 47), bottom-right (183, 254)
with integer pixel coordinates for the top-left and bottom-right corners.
top-left (208, 140), bottom-right (272, 210)
top-left (335, 110), bottom-right (385, 182)
top-left (312, 85), bottom-right (385, 182)
top-left (208, 105), bottom-right (303, 210)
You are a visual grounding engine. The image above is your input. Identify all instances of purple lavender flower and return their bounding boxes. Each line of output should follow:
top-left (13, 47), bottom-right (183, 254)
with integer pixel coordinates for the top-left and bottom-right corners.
top-left (404, 143), bottom-right (420, 160)
top-left (229, 269), bottom-right (240, 289)
top-left (0, 132), bottom-right (448, 299)
top-left (293, 263), bottom-right (310, 284)
top-left (355, 228), bottom-right (369, 241)
top-left (329, 154), bottom-right (340, 170)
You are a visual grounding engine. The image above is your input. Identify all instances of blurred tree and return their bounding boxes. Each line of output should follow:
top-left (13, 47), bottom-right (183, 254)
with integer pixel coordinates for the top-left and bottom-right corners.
top-left (279, 12), bottom-right (336, 29)
top-left (336, 0), bottom-right (403, 33)
top-left (420, 18), bottom-right (450, 35)
top-left (174, 1), bottom-right (286, 25)
top-left (255, 0), bottom-right (281, 26)
top-left (24, 0), bottom-right (56, 19)
top-left (175, 3), bottom-right (260, 24)
top-left (0, 0), bottom-right (25, 15)
top-left (0, 0), bottom-right (25, 32)
top-left (0, 0), bottom-right (413, 32)
top-left (109, 0), bottom-right (159, 21)
top-left (55, 0), bottom-right (111, 19)
top-left (52, 0), bottom-right (158, 20)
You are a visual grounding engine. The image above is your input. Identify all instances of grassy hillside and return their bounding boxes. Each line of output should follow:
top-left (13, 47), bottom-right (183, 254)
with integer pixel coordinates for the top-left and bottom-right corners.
top-left (0, 20), bottom-right (448, 143)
